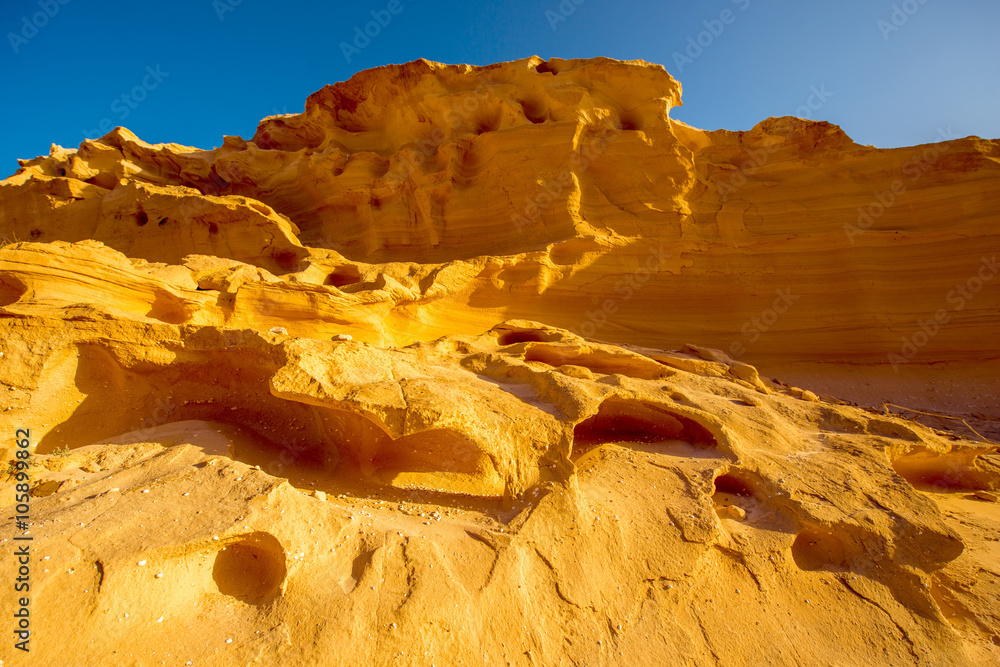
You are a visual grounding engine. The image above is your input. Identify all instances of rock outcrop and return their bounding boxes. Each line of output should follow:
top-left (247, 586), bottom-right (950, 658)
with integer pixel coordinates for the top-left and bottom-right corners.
top-left (0, 57), bottom-right (998, 666)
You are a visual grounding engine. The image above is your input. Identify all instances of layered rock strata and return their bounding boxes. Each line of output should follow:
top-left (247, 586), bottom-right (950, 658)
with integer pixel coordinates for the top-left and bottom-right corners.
top-left (1, 57), bottom-right (998, 665)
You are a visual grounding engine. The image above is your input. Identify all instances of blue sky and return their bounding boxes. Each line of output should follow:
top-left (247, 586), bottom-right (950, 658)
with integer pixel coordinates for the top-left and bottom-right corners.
top-left (2, 0), bottom-right (998, 173)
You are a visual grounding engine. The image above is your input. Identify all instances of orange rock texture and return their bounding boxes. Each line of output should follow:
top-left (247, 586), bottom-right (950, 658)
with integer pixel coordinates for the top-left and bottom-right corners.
top-left (0, 57), bottom-right (998, 665)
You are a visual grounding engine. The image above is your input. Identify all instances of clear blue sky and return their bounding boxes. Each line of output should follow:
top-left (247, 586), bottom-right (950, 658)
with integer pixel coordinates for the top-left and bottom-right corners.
top-left (2, 0), bottom-right (998, 173)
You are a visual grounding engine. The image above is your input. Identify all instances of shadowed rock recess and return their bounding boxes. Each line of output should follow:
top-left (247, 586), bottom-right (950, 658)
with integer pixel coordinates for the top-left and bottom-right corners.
top-left (1, 57), bottom-right (998, 666)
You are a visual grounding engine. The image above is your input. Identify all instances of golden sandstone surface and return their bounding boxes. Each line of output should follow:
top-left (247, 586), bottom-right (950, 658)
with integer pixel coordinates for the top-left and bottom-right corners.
top-left (0, 56), bottom-right (998, 665)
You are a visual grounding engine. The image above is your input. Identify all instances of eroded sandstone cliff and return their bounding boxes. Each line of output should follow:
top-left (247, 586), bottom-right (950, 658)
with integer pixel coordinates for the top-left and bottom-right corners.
top-left (0, 56), bottom-right (998, 666)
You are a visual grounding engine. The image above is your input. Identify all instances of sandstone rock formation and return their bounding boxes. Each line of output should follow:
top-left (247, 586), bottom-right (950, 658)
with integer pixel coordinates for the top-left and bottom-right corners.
top-left (1, 57), bottom-right (998, 666)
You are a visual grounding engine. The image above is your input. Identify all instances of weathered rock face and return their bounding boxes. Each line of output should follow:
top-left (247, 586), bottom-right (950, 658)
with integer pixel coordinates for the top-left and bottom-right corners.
top-left (0, 57), bottom-right (998, 666)
top-left (4, 57), bottom-right (999, 365)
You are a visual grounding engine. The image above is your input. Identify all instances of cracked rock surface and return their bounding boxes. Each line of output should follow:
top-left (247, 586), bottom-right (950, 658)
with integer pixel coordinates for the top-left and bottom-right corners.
top-left (1, 56), bottom-right (999, 666)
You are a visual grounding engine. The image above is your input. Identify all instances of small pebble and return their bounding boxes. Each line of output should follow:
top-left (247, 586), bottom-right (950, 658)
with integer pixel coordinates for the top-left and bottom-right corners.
top-left (974, 490), bottom-right (998, 503)
top-left (719, 505), bottom-right (746, 521)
